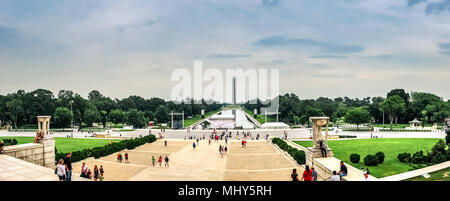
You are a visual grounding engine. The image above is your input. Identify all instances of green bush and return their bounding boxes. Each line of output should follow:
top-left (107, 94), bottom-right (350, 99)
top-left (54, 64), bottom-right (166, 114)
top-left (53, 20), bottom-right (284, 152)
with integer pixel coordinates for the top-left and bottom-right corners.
top-left (349, 153), bottom-right (360, 164)
top-left (375, 151), bottom-right (385, 164)
top-left (55, 135), bottom-right (156, 163)
top-left (397, 152), bottom-right (411, 163)
top-left (411, 150), bottom-right (427, 164)
top-left (364, 154), bottom-right (378, 166)
top-left (1, 138), bottom-right (18, 146)
top-left (272, 138), bottom-right (305, 165)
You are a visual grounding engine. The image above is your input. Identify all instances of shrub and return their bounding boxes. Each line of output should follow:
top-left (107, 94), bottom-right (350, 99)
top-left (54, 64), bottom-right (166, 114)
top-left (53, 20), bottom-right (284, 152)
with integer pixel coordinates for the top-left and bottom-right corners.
top-left (272, 138), bottom-right (305, 165)
top-left (398, 152), bottom-right (411, 163)
top-left (411, 150), bottom-right (427, 164)
top-left (431, 152), bottom-right (447, 164)
top-left (349, 153), bottom-right (360, 164)
top-left (375, 151), bottom-right (385, 164)
top-left (55, 134), bottom-right (156, 163)
top-left (364, 155), bottom-right (378, 166)
top-left (1, 138), bottom-right (19, 146)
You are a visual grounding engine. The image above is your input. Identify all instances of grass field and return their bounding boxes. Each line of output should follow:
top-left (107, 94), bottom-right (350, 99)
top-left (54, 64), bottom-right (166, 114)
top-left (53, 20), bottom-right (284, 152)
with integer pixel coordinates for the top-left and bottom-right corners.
top-left (406, 167), bottom-right (450, 181)
top-left (242, 108), bottom-right (276, 124)
top-left (294, 138), bottom-right (443, 178)
top-left (0, 137), bottom-right (121, 153)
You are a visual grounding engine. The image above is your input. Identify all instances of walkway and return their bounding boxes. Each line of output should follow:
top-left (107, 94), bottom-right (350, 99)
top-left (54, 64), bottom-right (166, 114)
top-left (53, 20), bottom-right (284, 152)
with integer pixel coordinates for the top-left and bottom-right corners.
top-left (379, 161), bottom-right (450, 181)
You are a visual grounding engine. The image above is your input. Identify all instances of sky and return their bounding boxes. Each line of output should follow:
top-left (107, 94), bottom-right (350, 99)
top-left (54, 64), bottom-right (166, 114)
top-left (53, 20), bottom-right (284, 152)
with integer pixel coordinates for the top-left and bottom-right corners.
top-left (0, 0), bottom-right (450, 101)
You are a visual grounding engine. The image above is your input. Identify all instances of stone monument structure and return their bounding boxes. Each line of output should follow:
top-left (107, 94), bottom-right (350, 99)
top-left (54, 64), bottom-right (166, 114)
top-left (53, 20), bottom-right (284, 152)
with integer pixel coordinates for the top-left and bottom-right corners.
top-left (306, 117), bottom-right (334, 167)
top-left (37, 116), bottom-right (55, 168)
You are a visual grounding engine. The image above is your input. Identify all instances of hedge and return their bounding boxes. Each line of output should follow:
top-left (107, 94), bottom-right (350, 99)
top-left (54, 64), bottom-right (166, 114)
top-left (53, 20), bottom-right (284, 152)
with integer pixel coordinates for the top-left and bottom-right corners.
top-left (375, 151), bottom-right (385, 164)
top-left (397, 140), bottom-right (450, 165)
top-left (1, 138), bottom-right (18, 146)
top-left (55, 135), bottom-right (156, 163)
top-left (272, 138), bottom-right (306, 165)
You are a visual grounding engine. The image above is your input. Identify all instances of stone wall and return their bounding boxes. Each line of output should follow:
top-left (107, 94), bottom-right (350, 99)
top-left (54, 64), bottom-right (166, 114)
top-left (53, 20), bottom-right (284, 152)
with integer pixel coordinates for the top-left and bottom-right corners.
top-left (4, 137), bottom-right (55, 168)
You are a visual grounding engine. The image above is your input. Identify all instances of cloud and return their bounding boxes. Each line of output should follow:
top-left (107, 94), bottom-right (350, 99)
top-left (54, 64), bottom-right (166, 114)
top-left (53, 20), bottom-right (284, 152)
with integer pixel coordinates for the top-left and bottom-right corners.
top-left (207, 54), bottom-right (252, 59)
top-left (362, 54), bottom-right (400, 60)
top-left (311, 73), bottom-right (355, 79)
top-left (262, 0), bottom-right (281, 7)
top-left (425, 0), bottom-right (450, 14)
top-left (439, 42), bottom-right (450, 56)
top-left (117, 19), bottom-right (159, 32)
top-left (407, 0), bottom-right (427, 7)
top-left (253, 35), bottom-right (364, 54)
top-left (309, 54), bottom-right (347, 59)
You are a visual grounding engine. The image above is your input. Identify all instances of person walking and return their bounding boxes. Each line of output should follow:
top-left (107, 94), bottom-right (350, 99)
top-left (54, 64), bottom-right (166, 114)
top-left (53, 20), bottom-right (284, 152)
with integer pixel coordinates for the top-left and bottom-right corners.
top-left (80, 162), bottom-right (88, 178)
top-left (56, 159), bottom-right (66, 181)
top-left (117, 153), bottom-right (121, 163)
top-left (93, 165), bottom-right (99, 181)
top-left (152, 156), bottom-right (156, 166)
top-left (158, 156), bottom-right (163, 166)
top-left (193, 142), bottom-right (196, 150)
top-left (311, 167), bottom-right (318, 181)
top-left (125, 152), bottom-right (129, 163)
top-left (301, 165), bottom-right (312, 181)
top-left (164, 156), bottom-right (169, 167)
top-left (64, 153), bottom-right (72, 181)
top-left (224, 146), bottom-right (228, 154)
top-left (208, 138), bottom-right (211, 145)
top-left (165, 140), bottom-right (167, 147)
top-left (291, 168), bottom-right (300, 182)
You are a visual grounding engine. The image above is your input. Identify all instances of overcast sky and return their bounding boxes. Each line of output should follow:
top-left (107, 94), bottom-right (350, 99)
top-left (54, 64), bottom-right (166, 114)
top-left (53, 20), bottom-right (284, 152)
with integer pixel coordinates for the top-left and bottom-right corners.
top-left (1, 0), bottom-right (450, 101)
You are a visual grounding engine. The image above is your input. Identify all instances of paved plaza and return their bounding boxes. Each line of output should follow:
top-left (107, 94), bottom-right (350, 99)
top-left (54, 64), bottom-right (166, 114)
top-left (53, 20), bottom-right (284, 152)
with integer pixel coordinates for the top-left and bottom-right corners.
top-left (70, 139), bottom-right (303, 181)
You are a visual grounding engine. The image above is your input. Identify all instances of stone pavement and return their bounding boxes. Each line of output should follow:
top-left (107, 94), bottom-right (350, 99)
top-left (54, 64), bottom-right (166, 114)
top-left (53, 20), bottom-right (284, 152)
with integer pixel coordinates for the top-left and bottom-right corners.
top-left (71, 139), bottom-right (302, 181)
top-left (0, 154), bottom-right (87, 181)
top-left (313, 157), bottom-right (379, 181)
top-left (379, 160), bottom-right (450, 181)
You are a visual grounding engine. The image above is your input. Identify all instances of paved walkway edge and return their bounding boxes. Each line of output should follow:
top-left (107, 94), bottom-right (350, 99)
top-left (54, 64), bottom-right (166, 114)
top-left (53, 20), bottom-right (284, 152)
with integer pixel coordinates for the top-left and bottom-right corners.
top-left (379, 161), bottom-right (450, 181)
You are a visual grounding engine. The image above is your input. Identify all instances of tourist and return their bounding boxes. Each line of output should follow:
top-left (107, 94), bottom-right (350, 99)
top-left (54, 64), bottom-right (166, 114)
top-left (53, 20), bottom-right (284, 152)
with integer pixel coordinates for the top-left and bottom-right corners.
top-left (152, 156), bottom-right (156, 166)
top-left (319, 140), bottom-right (327, 157)
top-left (93, 165), bottom-right (99, 181)
top-left (338, 161), bottom-right (348, 179)
top-left (330, 171), bottom-right (340, 181)
top-left (125, 152), bottom-right (129, 163)
top-left (100, 165), bottom-right (104, 177)
top-left (219, 145), bottom-right (223, 157)
top-left (208, 138), bottom-right (211, 145)
top-left (311, 167), bottom-right (318, 181)
top-left (165, 140), bottom-right (167, 147)
top-left (165, 156), bottom-right (169, 167)
top-left (0, 140), bottom-right (5, 154)
top-left (99, 172), bottom-right (104, 181)
top-left (241, 140), bottom-right (244, 148)
top-left (64, 153), bottom-right (72, 181)
top-left (193, 142), bottom-right (196, 149)
top-left (158, 156), bottom-right (163, 166)
top-left (80, 162), bottom-right (88, 178)
top-left (224, 146), bottom-right (228, 154)
top-left (301, 165), bottom-right (312, 181)
top-left (86, 169), bottom-right (92, 179)
top-left (291, 168), bottom-right (300, 182)
top-left (365, 168), bottom-right (370, 175)
top-left (361, 171), bottom-right (370, 181)
top-left (56, 159), bottom-right (66, 181)
top-left (117, 153), bottom-right (121, 163)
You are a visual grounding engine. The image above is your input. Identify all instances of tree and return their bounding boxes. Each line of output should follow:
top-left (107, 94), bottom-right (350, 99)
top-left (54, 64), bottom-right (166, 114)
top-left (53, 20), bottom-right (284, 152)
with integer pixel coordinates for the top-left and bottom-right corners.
top-left (100, 110), bottom-right (108, 128)
top-left (109, 109), bottom-right (125, 126)
top-left (380, 95), bottom-right (406, 130)
top-left (126, 109), bottom-right (148, 128)
top-left (154, 105), bottom-right (169, 123)
top-left (344, 107), bottom-right (371, 130)
top-left (54, 107), bottom-right (73, 128)
top-left (84, 103), bottom-right (100, 127)
top-left (88, 90), bottom-right (104, 100)
top-left (300, 106), bottom-right (325, 127)
top-left (6, 98), bottom-right (23, 129)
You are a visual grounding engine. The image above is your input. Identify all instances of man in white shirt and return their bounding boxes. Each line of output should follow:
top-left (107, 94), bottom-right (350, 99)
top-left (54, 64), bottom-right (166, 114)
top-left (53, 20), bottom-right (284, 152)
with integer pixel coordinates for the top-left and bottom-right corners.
top-left (330, 171), bottom-right (341, 181)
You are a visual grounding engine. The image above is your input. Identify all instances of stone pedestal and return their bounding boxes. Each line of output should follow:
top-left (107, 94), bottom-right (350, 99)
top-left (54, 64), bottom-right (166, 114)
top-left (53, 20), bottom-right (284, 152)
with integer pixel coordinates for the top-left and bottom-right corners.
top-left (42, 137), bottom-right (55, 168)
top-left (306, 147), bottom-right (334, 168)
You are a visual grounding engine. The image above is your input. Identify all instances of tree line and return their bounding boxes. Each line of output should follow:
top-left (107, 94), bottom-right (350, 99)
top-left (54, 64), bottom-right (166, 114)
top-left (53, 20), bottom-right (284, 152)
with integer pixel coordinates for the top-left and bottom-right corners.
top-left (244, 89), bottom-right (450, 129)
top-left (0, 89), bottom-right (223, 129)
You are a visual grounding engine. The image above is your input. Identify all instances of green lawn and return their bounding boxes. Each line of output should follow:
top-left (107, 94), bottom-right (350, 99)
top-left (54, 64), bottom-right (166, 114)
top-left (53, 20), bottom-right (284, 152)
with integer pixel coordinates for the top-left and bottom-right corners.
top-left (294, 138), bottom-right (442, 178)
top-left (406, 167), bottom-right (450, 181)
top-left (0, 137), bottom-right (121, 154)
top-left (242, 108), bottom-right (276, 124)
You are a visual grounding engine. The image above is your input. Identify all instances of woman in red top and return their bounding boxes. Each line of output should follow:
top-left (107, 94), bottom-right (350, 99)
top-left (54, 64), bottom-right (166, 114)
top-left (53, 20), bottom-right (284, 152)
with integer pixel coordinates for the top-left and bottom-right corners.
top-left (301, 165), bottom-right (312, 181)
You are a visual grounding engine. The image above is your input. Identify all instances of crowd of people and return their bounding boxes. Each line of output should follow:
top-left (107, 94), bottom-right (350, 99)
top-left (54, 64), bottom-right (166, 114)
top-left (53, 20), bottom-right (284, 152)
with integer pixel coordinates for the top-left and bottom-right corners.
top-left (291, 161), bottom-right (371, 181)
